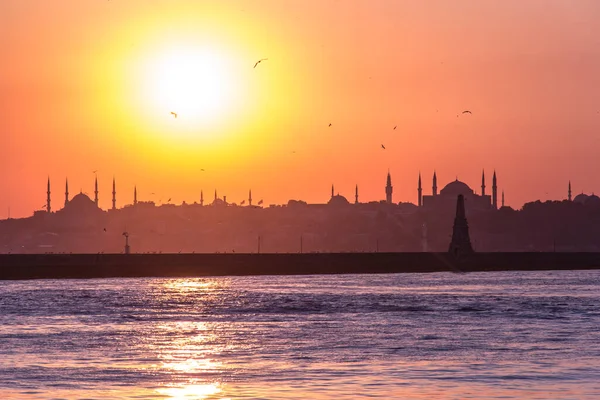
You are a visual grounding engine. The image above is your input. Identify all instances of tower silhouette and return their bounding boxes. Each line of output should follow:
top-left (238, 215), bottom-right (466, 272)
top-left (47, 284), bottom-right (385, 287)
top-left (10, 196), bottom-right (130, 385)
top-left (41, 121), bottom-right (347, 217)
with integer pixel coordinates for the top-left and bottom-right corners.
top-left (417, 172), bottom-right (422, 207)
top-left (502, 190), bottom-right (505, 207)
top-left (112, 177), bottom-right (116, 210)
top-left (385, 171), bottom-right (393, 203)
top-left (214, 190), bottom-right (217, 201)
top-left (432, 171), bottom-right (438, 196)
top-left (46, 177), bottom-right (51, 213)
top-left (568, 181), bottom-right (572, 201)
top-left (355, 184), bottom-right (359, 204)
top-left (200, 190), bottom-right (204, 206)
top-left (94, 176), bottom-right (99, 206)
top-left (331, 184), bottom-right (334, 199)
top-left (65, 178), bottom-right (69, 208)
top-left (481, 170), bottom-right (486, 196)
top-left (448, 194), bottom-right (474, 257)
top-left (133, 186), bottom-right (137, 205)
top-left (249, 189), bottom-right (253, 206)
top-left (492, 171), bottom-right (498, 209)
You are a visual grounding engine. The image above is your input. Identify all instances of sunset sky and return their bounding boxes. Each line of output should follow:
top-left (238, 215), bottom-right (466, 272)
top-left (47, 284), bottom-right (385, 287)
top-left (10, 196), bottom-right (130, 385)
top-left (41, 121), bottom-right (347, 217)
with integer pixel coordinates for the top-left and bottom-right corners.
top-left (2, 1), bottom-right (600, 217)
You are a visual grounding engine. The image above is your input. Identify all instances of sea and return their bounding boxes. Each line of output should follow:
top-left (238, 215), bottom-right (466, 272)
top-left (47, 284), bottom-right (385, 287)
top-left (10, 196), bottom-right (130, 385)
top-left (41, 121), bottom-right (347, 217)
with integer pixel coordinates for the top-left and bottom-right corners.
top-left (0, 271), bottom-right (599, 399)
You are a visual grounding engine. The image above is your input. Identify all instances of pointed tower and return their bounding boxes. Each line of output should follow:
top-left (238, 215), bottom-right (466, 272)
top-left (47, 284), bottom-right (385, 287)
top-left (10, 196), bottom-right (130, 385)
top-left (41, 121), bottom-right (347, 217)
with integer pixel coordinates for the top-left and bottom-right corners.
top-left (94, 176), bottom-right (99, 206)
top-left (355, 184), bottom-right (359, 204)
top-left (200, 190), bottom-right (204, 206)
top-left (65, 178), bottom-right (69, 208)
top-left (249, 189), bottom-right (253, 206)
top-left (568, 181), bottom-right (572, 201)
top-left (133, 186), bottom-right (138, 205)
top-left (214, 190), bottom-right (217, 201)
top-left (492, 170), bottom-right (498, 209)
top-left (418, 172), bottom-right (422, 207)
top-left (481, 170), bottom-right (486, 196)
top-left (448, 194), bottom-right (474, 256)
top-left (502, 190), bottom-right (505, 207)
top-left (385, 171), bottom-right (393, 204)
top-left (46, 177), bottom-right (51, 213)
top-left (432, 171), bottom-right (438, 196)
top-left (331, 184), bottom-right (334, 199)
top-left (112, 177), bottom-right (116, 210)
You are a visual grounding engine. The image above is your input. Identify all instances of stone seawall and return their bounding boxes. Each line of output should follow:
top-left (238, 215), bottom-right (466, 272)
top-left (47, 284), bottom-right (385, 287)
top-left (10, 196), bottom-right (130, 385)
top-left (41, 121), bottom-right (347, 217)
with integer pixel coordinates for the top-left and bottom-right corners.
top-left (2, 252), bottom-right (600, 280)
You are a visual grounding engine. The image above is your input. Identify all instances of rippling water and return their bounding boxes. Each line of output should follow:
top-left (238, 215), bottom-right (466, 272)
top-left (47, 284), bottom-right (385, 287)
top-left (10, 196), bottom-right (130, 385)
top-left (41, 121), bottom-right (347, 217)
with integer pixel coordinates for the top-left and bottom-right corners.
top-left (1, 271), bottom-right (600, 399)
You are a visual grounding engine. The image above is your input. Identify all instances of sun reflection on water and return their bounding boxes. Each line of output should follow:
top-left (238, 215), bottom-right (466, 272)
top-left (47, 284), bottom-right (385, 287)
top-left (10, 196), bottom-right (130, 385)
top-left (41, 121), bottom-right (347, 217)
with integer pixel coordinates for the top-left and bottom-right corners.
top-left (156, 383), bottom-right (228, 399)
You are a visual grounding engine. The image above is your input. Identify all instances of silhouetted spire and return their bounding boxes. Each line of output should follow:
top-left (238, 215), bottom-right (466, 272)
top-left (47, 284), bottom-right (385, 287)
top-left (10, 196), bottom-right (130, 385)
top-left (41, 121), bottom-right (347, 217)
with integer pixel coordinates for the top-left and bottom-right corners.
top-left (418, 172), bottom-right (422, 207)
top-left (214, 190), bottom-right (217, 201)
top-left (481, 169), bottom-right (486, 196)
top-left (200, 190), bottom-right (204, 206)
top-left (112, 177), bottom-right (116, 210)
top-left (385, 170), bottom-right (393, 204)
top-left (568, 181), bottom-right (572, 201)
top-left (492, 170), bottom-right (498, 209)
top-left (94, 176), bottom-right (99, 206)
top-left (47, 176), bottom-right (51, 213)
top-left (432, 171), bottom-right (438, 196)
top-left (249, 189), bottom-right (253, 206)
top-left (355, 184), bottom-right (359, 204)
top-left (448, 194), bottom-right (473, 256)
top-left (502, 190), bottom-right (505, 207)
top-left (134, 186), bottom-right (137, 205)
top-left (331, 184), bottom-right (334, 199)
top-left (65, 178), bottom-right (69, 208)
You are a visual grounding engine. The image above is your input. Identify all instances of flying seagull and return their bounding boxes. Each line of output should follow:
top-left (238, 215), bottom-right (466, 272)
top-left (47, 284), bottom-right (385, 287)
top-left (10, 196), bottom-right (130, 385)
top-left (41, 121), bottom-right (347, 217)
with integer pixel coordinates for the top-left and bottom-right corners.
top-left (328, 123), bottom-right (332, 127)
top-left (393, 126), bottom-right (397, 130)
top-left (200, 169), bottom-right (205, 172)
top-left (92, 170), bottom-right (98, 174)
top-left (170, 111), bottom-right (178, 118)
top-left (462, 110), bottom-right (472, 114)
top-left (254, 58), bottom-right (268, 68)
top-left (381, 144), bottom-right (386, 150)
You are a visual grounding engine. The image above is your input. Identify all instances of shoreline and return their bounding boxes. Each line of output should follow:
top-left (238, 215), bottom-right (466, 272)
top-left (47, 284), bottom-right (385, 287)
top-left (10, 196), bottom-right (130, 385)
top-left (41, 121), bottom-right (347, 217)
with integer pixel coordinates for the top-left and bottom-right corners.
top-left (2, 252), bottom-right (600, 280)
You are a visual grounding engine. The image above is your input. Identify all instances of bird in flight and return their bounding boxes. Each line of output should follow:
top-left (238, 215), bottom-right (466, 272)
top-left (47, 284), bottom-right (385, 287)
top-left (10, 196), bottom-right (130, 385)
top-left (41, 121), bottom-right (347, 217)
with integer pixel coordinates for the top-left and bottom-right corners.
top-left (167, 198), bottom-right (172, 203)
top-left (381, 144), bottom-right (386, 150)
top-left (200, 169), bottom-right (205, 172)
top-left (254, 58), bottom-right (268, 68)
top-left (462, 110), bottom-right (472, 114)
top-left (170, 111), bottom-right (178, 118)
top-left (92, 170), bottom-right (98, 174)
top-left (393, 126), bottom-right (397, 130)
top-left (328, 123), bottom-right (332, 127)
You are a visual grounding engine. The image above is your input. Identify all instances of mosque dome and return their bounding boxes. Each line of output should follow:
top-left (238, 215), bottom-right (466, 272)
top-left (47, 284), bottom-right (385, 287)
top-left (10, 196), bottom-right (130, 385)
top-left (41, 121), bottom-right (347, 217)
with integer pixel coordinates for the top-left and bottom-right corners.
top-left (440, 179), bottom-right (474, 197)
top-left (573, 193), bottom-right (589, 204)
top-left (328, 194), bottom-right (350, 206)
top-left (64, 193), bottom-right (98, 212)
top-left (586, 194), bottom-right (600, 206)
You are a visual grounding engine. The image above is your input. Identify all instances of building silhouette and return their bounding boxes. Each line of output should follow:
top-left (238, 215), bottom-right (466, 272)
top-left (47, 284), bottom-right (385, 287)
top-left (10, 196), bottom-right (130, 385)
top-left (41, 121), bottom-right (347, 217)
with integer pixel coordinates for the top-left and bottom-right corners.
top-left (448, 194), bottom-right (474, 256)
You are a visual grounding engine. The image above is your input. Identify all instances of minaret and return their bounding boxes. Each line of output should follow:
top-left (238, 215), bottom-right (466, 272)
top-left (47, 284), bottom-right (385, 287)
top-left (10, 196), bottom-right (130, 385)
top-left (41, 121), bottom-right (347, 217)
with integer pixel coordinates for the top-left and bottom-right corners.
top-left (94, 176), bottom-right (99, 206)
top-left (200, 190), bottom-right (204, 206)
top-left (502, 190), bottom-right (505, 207)
top-left (492, 170), bottom-right (498, 209)
top-left (112, 177), bottom-right (116, 210)
top-left (65, 178), bottom-right (69, 208)
top-left (249, 189), bottom-right (253, 206)
top-left (568, 181), bottom-right (572, 201)
top-left (331, 184), bottom-right (334, 199)
top-left (432, 171), bottom-right (438, 196)
top-left (481, 170), bottom-right (486, 196)
top-left (46, 177), bottom-right (51, 213)
top-left (448, 194), bottom-right (474, 256)
top-left (214, 190), bottom-right (217, 201)
top-left (133, 186), bottom-right (138, 205)
top-left (418, 172), bottom-right (422, 207)
top-left (385, 171), bottom-right (393, 204)
top-left (355, 184), bottom-right (359, 204)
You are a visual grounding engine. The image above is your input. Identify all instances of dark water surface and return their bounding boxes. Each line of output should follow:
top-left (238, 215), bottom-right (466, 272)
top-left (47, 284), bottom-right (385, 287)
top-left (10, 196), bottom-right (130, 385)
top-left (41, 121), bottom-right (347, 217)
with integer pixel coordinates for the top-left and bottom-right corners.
top-left (1, 271), bottom-right (599, 399)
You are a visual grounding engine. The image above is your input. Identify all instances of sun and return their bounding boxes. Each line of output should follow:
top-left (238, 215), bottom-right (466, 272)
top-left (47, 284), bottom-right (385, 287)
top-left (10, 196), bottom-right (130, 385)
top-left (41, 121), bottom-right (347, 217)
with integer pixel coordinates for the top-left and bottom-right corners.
top-left (142, 45), bottom-right (238, 129)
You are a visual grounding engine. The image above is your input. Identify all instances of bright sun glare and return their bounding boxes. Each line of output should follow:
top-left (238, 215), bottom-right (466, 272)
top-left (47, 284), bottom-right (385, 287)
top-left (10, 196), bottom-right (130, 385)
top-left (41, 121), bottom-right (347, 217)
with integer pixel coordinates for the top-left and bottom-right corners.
top-left (143, 45), bottom-right (237, 129)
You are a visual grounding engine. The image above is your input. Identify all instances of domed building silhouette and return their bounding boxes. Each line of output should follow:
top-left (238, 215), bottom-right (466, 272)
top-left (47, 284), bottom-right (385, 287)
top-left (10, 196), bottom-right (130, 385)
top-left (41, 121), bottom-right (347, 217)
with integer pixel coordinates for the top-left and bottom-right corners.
top-left (420, 171), bottom-right (497, 213)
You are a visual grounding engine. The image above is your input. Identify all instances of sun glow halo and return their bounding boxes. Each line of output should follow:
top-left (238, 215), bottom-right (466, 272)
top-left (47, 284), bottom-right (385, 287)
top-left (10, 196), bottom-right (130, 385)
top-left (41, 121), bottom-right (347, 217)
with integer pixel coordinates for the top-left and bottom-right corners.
top-left (143, 45), bottom-right (238, 130)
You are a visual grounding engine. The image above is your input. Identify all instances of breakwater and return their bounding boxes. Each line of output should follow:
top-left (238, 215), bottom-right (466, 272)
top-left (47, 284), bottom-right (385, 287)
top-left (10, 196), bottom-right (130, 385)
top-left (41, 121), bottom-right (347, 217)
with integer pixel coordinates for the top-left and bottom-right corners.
top-left (2, 252), bottom-right (600, 280)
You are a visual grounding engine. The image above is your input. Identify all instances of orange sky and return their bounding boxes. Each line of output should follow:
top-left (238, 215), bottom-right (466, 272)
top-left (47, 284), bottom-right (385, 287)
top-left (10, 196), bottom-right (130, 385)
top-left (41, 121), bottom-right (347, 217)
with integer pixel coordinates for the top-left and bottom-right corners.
top-left (2, 1), bottom-right (600, 217)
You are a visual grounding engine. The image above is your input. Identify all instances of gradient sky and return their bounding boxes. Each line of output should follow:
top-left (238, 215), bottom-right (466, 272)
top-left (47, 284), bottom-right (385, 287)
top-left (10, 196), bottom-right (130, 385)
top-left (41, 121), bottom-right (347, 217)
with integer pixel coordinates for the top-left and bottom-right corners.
top-left (2, 1), bottom-right (600, 217)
